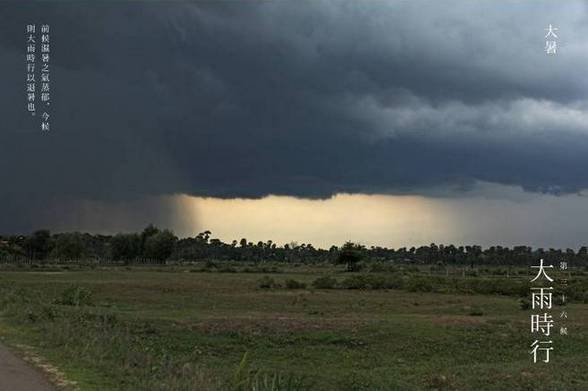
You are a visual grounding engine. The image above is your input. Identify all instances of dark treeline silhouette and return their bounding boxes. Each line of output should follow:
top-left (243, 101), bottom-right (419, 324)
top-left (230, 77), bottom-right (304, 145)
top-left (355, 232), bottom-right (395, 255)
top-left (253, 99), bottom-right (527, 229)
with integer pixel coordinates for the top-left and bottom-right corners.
top-left (0, 225), bottom-right (587, 266)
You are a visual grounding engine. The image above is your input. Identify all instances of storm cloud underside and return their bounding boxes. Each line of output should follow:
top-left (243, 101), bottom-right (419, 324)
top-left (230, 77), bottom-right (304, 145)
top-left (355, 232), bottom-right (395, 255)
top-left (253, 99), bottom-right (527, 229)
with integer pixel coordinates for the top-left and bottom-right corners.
top-left (1, 1), bottom-right (588, 240)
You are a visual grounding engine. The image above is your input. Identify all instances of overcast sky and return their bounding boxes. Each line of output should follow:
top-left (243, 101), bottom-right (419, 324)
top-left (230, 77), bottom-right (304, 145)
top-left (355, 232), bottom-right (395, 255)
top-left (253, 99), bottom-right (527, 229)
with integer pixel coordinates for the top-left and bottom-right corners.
top-left (1, 1), bottom-right (588, 248)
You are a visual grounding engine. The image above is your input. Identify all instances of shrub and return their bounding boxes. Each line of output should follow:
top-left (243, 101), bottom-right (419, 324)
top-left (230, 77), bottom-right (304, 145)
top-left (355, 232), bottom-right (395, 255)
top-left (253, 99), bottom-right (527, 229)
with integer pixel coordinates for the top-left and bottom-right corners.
top-left (285, 279), bottom-right (307, 289)
top-left (364, 275), bottom-right (389, 289)
top-left (563, 282), bottom-right (588, 302)
top-left (339, 274), bottom-right (403, 290)
top-left (55, 285), bottom-right (94, 306)
top-left (340, 275), bottom-right (369, 289)
top-left (257, 276), bottom-right (276, 289)
top-left (406, 277), bottom-right (434, 293)
top-left (311, 276), bottom-right (338, 289)
top-left (455, 278), bottom-right (529, 297)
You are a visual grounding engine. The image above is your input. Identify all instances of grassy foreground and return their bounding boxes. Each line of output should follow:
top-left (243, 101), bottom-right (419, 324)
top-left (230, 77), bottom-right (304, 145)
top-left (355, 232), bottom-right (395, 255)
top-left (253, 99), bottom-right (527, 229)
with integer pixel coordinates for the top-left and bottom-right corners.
top-left (0, 263), bottom-right (586, 390)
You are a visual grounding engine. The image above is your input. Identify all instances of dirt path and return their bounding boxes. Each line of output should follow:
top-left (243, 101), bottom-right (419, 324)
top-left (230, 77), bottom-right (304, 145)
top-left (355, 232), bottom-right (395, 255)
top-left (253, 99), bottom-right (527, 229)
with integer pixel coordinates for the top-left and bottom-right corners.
top-left (0, 343), bottom-right (55, 391)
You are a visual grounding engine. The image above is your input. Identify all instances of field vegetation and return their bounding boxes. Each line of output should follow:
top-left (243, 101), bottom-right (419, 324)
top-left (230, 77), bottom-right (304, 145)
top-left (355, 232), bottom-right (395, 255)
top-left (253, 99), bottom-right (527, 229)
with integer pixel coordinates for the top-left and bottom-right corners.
top-left (0, 260), bottom-right (586, 390)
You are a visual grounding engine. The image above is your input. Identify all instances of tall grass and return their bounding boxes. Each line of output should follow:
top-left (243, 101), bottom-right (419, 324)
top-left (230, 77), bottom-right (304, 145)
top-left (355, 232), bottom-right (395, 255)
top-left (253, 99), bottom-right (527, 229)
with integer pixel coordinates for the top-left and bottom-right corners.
top-left (232, 352), bottom-right (308, 391)
top-left (0, 283), bottom-right (312, 390)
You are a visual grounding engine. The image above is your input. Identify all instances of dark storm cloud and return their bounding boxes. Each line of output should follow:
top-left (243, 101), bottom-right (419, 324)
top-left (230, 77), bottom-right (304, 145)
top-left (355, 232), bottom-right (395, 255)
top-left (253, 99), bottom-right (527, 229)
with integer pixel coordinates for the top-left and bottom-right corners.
top-left (1, 0), bottom-right (588, 232)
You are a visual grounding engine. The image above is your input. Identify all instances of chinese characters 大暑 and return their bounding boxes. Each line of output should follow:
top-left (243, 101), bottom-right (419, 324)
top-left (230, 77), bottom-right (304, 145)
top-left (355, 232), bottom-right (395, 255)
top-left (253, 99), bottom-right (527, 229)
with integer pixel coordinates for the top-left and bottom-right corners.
top-left (544, 24), bottom-right (558, 55)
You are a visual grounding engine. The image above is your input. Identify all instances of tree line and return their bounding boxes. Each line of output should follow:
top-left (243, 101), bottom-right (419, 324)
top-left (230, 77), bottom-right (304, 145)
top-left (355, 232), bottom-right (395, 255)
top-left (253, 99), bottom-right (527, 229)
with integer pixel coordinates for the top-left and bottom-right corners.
top-left (0, 225), bottom-right (587, 266)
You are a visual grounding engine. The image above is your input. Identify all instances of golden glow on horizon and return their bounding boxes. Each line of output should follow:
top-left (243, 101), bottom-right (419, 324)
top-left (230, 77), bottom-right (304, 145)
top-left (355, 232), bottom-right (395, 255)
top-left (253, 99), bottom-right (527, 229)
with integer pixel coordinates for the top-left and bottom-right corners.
top-left (38, 185), bottom-right (588, 249)
top-left (175, 193), bottom-right (457, 248)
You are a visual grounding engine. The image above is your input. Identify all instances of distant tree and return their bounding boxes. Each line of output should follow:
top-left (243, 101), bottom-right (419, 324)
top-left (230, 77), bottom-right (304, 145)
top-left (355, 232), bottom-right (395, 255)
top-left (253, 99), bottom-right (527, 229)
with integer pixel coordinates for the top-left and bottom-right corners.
top-left (336, 241), bottom-right (365, 272)
top-left (25, 229), bottom-right (51, 260)
top-left (141, 224), bottom-right (159, 237)
top-left (111, 233), bottom-right (141, 262)
top-left (143, 230), bottom-right (177, 261)
top-left (196, 230), bottom-right (212, 244)
top-left (51, 233), bottom-right (85, 261)
top-left (140, 224), bottom-right (160, 251)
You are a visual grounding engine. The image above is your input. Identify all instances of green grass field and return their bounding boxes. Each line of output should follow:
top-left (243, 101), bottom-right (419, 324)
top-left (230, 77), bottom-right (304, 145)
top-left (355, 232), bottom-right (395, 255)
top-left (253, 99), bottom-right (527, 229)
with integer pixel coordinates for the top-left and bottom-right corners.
top-left (0, 263), bottom-right (586, 390)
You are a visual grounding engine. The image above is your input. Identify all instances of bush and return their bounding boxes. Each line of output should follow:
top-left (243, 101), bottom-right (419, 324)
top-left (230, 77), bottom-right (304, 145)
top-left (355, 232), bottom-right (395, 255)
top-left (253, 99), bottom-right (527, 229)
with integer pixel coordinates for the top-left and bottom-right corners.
top-left (340, 275), bottom-right (368, 289)
top-left (285, 279), bottom-right (307, 289)
top-left (55, 285), bottom-right (94, 306)
top-left (406, 277), bottom-right (435, 293)
top-left (311, 276), bottom-right (338, 289)
top-left (563, 282), bottom-right (588, 302)
top-left (257, 276), bottom-right (276, 289)
top-left (455, 278), bottom-right (529, 297)
top-left (339, 274), bottom-right (403, 290)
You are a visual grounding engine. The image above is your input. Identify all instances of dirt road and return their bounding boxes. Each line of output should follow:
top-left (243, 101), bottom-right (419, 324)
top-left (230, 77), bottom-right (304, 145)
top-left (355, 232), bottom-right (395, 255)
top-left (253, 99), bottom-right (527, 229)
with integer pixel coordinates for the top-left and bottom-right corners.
top-left (0, 343), bottom-right (54, 391)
